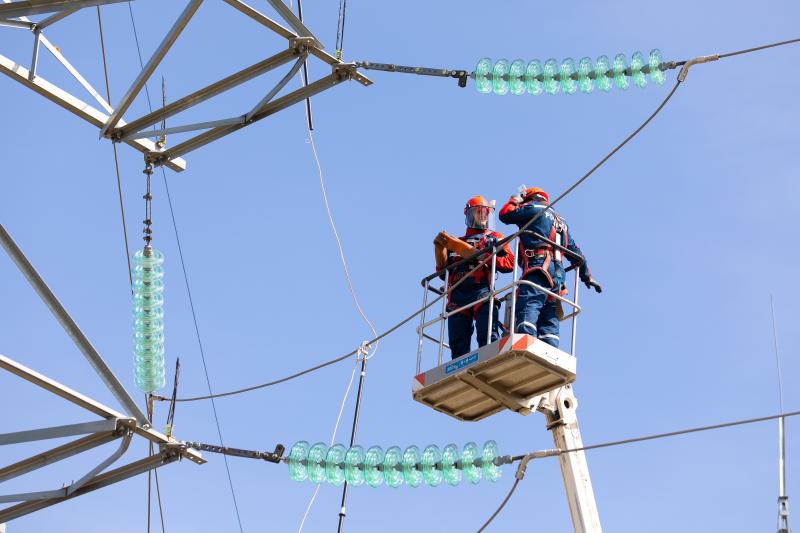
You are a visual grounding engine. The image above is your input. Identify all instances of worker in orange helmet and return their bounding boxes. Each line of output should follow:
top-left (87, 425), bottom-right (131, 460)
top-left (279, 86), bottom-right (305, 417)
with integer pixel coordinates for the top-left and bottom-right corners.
top-left (434, 196), bottom-right (515, 359)
top-left (499, 186), bottom-right (601, 348)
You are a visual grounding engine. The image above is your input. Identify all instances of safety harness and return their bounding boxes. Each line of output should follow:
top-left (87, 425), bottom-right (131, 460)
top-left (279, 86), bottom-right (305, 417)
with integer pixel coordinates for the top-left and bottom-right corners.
top-left (519, 205), bottom-right (570, 300)
top-left (447, 232), bottom-right (501, 316)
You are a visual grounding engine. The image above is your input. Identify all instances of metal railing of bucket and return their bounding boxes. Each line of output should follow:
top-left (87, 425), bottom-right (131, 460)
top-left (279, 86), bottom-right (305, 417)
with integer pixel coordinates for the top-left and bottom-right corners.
top-left (416, 231), bottom-right (585, 374)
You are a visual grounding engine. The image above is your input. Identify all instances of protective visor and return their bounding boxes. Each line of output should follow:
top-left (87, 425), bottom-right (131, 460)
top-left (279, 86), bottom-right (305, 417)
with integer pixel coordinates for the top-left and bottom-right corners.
top-left (465, 205), bottom-right (493, 229)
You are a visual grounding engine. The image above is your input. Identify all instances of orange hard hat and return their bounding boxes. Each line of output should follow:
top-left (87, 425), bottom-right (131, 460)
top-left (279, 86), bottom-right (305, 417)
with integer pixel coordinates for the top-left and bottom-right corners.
top-left (464, 195), bottom-right (493, 229)
top-left (523, 187), bottom-right (549, 203)
top-left (464, 195), bottom-right (490, 213)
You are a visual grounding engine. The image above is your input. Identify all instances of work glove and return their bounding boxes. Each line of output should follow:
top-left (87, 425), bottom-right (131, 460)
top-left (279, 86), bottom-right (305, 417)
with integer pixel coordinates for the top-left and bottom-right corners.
top-left (510, 194), bottom-right (523, 204)
top-left (584, 278), bottom-right (602, 293)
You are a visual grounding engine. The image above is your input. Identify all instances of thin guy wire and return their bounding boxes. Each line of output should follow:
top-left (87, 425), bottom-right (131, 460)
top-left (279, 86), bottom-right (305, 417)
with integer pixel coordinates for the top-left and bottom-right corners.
top-left (299, 11), bottom-right (374, 517)
top-left (306, 128), bottom-right (379, 354)
top-left (297, 360), bottom-right (360, 533)
top-left (298, 0), bottom-right (376, 352)
top-left (125, 4), bottom-right (244, 531)
top-left (96, 6), bottom-right (132, 287)
top-left (160, 36), bottom-right (800, 404)
top-left (97, 9), bottom-right (160, 530)
top-left (770, 295), bottom-right (785, 411)
top-left (479, 409), bottom-right (800, 532)
top-left (162, 171), bottom-right (245, 533)
top-left (154, 468), bottom-right (166, 533)
top-left (146, 396), bottom-right (153, 533)
top-left (165, 75), bottom-right (682, 403)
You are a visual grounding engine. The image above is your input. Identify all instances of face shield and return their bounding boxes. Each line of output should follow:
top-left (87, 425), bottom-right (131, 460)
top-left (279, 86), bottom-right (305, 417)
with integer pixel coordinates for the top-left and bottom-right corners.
top-left (465, 204), bottom-right (493, 229)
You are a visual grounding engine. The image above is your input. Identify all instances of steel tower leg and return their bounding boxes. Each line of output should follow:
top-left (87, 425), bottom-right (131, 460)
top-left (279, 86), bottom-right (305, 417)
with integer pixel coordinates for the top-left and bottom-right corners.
top-left (541, 385), bottom-right (602, 533)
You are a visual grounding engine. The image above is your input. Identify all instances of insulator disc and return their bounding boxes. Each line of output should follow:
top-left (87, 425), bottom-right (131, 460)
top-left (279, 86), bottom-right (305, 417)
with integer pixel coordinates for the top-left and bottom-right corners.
top-left (344, 445), bottom-right (365, 486)
top-left (383, 446), bottom-right (404, 488)
top-left (613, 53), bottom-right (629, 90)
top-left (462, 442), bottom-right (482, 484)
top-left (442, 443), bottom-right (462, 486)
top-left (482, 440), bottom-right (502, 482)
top-left (509, 59), bottom-right (526, 95)
top-left (578, 57), bottom-right (594, 93)
top-left (307, 442), bottom-right (328, 483)
top-left (595, 55), bottom-right (612, 92)
top-left (649, 49), bottom-right (666, 85)
top-left (543, 58), bottom-right (560, 95)
top-left (421, 445), bottom-right (442, 487)
top-left (560, 58), bottom-right (577, 95)
top-left (492, 59), bottom-right (510, 95)
top-left (475, 58), bottom-right (492, 94)
top-left (631, 51), bottom-right (647, 88)
top-left (526, 60), bottom-right (543, 95)
top-left (288, 441), bottom-right (310, 482)
top-left (364, 446), bottom-right (384, 487)
top-left (325, 444), bottom-right (347, 486)
top-left (402, 446), bottom-right (422, 488)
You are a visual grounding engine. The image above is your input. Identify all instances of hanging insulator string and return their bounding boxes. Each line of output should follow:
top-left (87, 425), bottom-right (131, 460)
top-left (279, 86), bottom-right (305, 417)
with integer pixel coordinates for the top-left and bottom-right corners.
top-left (133, 158), bottom-right (166, 394)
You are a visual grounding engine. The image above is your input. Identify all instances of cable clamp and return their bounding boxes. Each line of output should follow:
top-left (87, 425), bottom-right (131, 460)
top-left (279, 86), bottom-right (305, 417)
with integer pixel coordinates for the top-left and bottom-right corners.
top-left (357, 341), bottom-right (372, 360)
top-left (514, 449), bottom-right (561, 480)
top-left (677, 54), bottom-right (720, 82)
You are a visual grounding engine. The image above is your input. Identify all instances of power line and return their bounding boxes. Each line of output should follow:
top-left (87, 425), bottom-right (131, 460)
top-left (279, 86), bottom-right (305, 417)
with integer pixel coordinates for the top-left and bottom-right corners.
top-left (306, 129), bottom-right (379, 352)
top-left (124, 4), bottom-right (244, 531)
top-left (160, 35), bottom-right (800, 404)
top-left (334, 0), bottom-right (348, 59)
top-left (718, 37), bottom-right (800, 59)
top-left (96, 8), bottom-right (165, 531)
top-left (161, 67), bottom-right (682, 404)
top-left (297, 360), bottom-right (360, 533)
top-left (478, 409), bottom-right (800, 531)
top-left (476, 479), bottom-right (520, 533)
top-left (297, 1), bottom-right (373, 527)
top-left (95, 6), bottom-right (132, 288)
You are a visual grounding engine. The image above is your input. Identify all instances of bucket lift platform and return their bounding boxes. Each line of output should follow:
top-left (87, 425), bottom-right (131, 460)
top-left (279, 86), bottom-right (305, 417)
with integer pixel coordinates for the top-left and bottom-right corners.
top-left (412, 333), bottom-right (576, 422)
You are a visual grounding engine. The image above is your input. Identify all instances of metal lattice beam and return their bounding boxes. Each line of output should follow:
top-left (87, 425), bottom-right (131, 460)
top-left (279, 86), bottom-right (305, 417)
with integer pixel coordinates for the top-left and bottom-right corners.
top-left (0, 0), bottom-right (371, 172)
top-left (0, 0), bottom-right (126, 19)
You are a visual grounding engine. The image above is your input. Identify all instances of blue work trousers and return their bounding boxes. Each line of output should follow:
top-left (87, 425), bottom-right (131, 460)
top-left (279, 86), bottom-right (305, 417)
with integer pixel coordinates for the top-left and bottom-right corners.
top-left (515, 272), bottom-right (560, 348)
top-left (448, 302), bottom-right (499, 359)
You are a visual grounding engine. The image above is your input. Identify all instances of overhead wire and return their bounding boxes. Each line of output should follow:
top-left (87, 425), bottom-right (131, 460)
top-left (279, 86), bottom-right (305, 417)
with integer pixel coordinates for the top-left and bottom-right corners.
top-left (297, 359), bottom-right (360, 533)
top-left (306, 129), bottom-right (379, 353)
top-left (476, 409), bottom-right (800, 531)
top-left (95, 7), bottom-right (165, 531)
top-left (334, 0), bottom-right (348, 59)
top-left (162, 72), bottom-right (682, 403)
top-left (125, 3), bottom-right (244, 531)
top-left (293, 1), bottom-right (374, 528)
top-left (95, 6), bottom-right (132, 287)
top-left (156, 34), bottom-right (800, 404)
top-left (718, 37), bottom-right (800, 59)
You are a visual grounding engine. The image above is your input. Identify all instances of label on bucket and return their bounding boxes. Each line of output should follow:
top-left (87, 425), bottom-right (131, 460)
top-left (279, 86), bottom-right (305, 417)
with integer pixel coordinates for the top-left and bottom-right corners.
top-left (445, 353), bottom-right (478, 374)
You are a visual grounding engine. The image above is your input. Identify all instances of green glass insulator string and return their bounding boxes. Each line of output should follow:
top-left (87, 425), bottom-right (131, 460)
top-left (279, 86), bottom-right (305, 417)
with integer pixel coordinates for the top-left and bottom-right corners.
top-left (286, 441), bottom-right (504, 488)
top-left (474, 49), bottom-right (668, 95)
top-left (133, 163), bottom-right (166, 394)
top-left (133, 247), bottom-right (166, 393)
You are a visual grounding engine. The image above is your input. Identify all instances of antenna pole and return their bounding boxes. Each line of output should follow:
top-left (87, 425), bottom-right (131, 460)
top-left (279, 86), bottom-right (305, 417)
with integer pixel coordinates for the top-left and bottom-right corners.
top-left (771, 295), bottom-right (790, 533)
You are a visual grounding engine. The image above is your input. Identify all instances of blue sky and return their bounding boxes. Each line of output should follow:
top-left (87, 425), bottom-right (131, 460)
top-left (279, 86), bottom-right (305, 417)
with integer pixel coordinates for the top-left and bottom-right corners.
top-left (1, 1), bottom-right (798, 531)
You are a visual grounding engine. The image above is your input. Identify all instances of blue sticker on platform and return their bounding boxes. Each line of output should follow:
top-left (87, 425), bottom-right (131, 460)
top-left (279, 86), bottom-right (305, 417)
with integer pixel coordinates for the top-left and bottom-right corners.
top-left (445, 353), bottom-right (478, 374)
